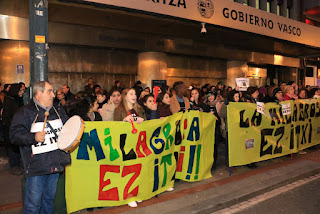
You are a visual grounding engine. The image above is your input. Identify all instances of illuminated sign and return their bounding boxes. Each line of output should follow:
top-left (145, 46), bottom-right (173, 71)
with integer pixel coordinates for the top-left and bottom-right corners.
top-left (83, 0), bottom-right (320, 48)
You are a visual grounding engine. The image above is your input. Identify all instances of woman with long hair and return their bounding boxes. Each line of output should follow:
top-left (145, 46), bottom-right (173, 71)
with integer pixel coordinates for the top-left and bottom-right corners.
top-left (100, 88), bottom-right (121, 121)
top-left (68, 95), bottom-right (102, 121)
top-left (157, 92), bottom-right (172, 118)
top-left (114, 88), bottom-right (145, 123)
top-left (189, 88), bottom-right (203, 111)
top-left (114, 89), bottom-right (145, 207)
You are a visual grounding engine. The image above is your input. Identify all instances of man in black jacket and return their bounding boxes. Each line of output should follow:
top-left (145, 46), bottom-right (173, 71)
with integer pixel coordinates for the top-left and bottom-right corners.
top-left (62, 84), bottom-right (75, 101)
top-left (10, 81), bottom-right (69, 214)
top-left (84, 78), bottom-right (94, 96)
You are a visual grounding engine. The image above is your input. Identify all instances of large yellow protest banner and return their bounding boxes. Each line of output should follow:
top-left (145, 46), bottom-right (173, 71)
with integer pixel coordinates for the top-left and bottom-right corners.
top-left (228, 98), bottom-right (320, 167)
top-left (65, 111), bottom-right (215, 213)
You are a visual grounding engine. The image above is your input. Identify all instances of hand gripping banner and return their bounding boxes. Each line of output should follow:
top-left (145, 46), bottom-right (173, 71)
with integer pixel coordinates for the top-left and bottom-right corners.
top-left (65, 111), bottom-right (216, 213)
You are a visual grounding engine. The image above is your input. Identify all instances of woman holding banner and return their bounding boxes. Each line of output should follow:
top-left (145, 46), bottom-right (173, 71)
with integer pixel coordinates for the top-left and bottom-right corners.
top-left (267, 88), bottom-right (284, 103)
top-left (114, 88), bottom-right (145, 207)
top-left (239, 87), bottom-right (259, 169)
top-left (142, 94), bottom-right (160, 120)
top-left (143, 93), bottom-right (175, 193)
top-left (189, 88), bottom-right (203, 111)
top-left (220, 90), bottom-right (240, 169)
top-left (114, 88), bottom-right (146, 123)
top-left (284, 85), bottom-right (298, 101)
top-left (202, 92), bottom-right (221, 170)
top-left (298, 88), bottom-right (308, 99)
top-left (309, 88), bottom-right (320, 99)
top-left (244, 87), bottom-right (260, 103)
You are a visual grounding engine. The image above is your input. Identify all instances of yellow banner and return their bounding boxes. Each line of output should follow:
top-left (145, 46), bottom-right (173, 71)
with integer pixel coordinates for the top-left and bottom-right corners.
top-left (228, 98), bottom-right (320, 167)
top-left (65, 111), bottom-right (215, 213)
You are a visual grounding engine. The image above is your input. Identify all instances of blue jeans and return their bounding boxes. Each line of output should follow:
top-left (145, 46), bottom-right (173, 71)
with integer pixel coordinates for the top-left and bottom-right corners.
top-left (24, 173), bottom-right (59, 214)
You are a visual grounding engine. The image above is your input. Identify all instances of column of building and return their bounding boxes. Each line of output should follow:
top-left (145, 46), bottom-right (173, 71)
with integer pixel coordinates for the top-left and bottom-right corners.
top-left (290, 0), bottom-right (300, 21)
top-left (280, 0), bottom-right (287, 17)
top-left (226, 61), bottom-right (248, 89)
top-left (137, 52), bottom-right (168, 89)
top-left (270, 0), bottom-right (278, 14)
top-left (248, 0), bottom-right (256, 8)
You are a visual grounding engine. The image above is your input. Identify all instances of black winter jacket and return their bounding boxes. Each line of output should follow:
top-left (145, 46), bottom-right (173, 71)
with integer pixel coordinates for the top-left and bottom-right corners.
top-left (10, 99), bottom-right (69, 177)
top-left (2, 95), bottom-right (24, 142)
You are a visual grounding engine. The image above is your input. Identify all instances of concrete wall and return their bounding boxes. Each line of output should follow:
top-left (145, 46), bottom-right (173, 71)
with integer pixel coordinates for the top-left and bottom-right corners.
top-left (0, 39), bottom-right (229, 93)
top-left (0, 40), bottom-right (138, 93)
top-left (166, 55), bottom-right (227, 88)
top-left (48, 45), bottom-right (138, 93)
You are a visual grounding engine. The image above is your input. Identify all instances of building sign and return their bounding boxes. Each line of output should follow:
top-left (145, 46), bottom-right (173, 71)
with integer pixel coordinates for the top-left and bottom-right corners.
top-left (152, 80), bottom-right (167, 88)
top-left (17, 65), bottom-right (24, 74)
top-left (83, 0), bottom-right (320, 48)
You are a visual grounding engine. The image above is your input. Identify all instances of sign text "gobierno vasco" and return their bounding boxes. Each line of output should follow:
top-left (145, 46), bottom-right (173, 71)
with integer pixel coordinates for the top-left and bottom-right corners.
top-left (223, 8), bottom-right (301, 36)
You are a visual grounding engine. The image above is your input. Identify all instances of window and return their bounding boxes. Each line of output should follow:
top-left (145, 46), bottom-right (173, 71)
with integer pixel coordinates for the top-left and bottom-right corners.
top-left (277, 4), bottom-right (280, 15)
top-left (267, 2), bottom-right (270, 12)
top-left (287, 8), bottom-right (290, 18)
top-left (256, 0), bottom-right (260, 9)
top-left (243, 0), bottom-right (248, 6)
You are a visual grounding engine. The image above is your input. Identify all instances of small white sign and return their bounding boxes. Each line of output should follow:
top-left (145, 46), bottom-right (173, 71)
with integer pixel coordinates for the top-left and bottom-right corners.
top-left (31, 119), bottom-right (63, 155)
top-left (257, 102), bottom-right (265, 115)
top-left (235, 78), bottom-right (249, 91)
top-left (245, 139), bottom-right (254, 149)
top-left (282, 103), bottom-right (291, 116)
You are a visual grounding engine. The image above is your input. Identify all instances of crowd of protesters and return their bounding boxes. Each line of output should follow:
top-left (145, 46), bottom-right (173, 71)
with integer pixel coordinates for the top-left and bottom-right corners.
top-left (1, 78), bottom-right (320, 210)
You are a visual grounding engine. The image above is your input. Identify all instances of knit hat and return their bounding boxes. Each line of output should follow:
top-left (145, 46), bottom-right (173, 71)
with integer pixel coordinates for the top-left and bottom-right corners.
top-left (259, 86), bottom-right (267, 95)
top-left (273, 88), bottom-right (282, 97)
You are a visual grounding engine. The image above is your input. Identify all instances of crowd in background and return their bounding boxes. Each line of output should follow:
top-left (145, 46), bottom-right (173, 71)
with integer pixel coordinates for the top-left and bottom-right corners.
top-left (1, 79), bottom-right (320, 176)
top-left (1, 78), bottom-right (320, 208)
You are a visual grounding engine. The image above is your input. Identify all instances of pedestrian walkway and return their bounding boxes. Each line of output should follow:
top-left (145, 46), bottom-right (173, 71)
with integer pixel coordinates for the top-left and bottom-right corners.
top-left (1, 147), bottom-right (320, 214)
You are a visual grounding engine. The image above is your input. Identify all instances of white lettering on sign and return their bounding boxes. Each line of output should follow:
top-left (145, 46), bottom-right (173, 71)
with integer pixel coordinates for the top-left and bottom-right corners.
top-left (31, 119), bottom-right (63, 155)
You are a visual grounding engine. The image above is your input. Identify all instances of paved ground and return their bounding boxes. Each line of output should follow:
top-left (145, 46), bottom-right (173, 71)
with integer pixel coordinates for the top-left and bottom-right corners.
top-left (1, 144), bottom-right (320, 214)
top-left (234, 175), bottom-right (320, 214)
